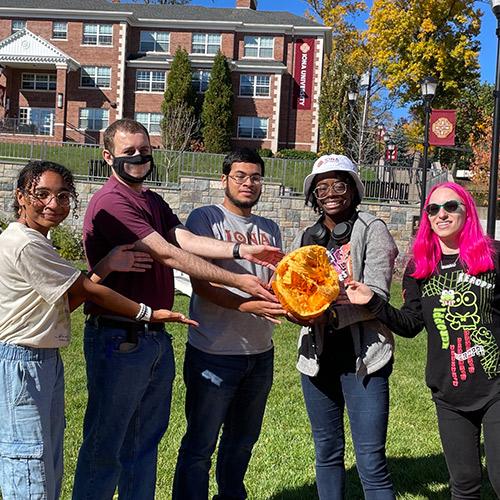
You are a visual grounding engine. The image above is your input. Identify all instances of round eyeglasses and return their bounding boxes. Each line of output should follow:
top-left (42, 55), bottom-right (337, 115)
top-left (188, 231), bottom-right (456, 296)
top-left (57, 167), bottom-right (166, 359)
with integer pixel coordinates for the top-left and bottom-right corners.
top-left (313, 181), bottom-right (348, 199)
top-left (228, 174), bottom-right (263, 185)
top-left (24, 189), bottom-right (75, 208)
top-left (424, 200), bottom-right (463, 217)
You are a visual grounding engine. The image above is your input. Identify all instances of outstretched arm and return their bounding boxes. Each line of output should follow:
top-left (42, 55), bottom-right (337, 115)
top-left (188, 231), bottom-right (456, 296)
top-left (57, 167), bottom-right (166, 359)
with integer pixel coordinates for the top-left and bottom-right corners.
top-left (67, 274), bottom-right (198, 326)
top-left (346, 270), bottom-right (425, 338)
top-left (135, 231), bottom-right (276, 302)
top-left (89, 243), bottom-right (153, 283)
top-left (173, 226), bottom-right (284, 269)
top-left (191, 277), bottom-right (286, 324)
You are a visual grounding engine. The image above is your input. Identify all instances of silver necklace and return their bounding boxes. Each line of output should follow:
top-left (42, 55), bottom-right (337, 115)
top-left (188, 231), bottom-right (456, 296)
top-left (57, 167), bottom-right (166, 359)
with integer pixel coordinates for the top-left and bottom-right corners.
top-left (440, 255), bottom-right (459, 270)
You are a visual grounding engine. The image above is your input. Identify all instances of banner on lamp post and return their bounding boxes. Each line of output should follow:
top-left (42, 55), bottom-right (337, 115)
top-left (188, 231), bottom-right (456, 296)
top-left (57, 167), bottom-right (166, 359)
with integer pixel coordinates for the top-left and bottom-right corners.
top-left (293, 38), bottom-right (315, 110)
top-left (429, 109), bottom-right (456, 146)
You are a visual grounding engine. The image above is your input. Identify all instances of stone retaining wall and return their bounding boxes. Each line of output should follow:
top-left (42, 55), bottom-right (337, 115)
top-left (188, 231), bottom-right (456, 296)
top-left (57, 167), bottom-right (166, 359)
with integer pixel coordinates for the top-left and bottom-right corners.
top-left (0, 162), bottom-right (419, 263)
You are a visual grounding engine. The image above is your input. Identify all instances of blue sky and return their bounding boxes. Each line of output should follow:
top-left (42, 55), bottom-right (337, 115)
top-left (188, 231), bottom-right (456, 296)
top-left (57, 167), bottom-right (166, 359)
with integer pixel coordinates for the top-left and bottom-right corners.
top-left (192, 0), bottom-right (496, 84)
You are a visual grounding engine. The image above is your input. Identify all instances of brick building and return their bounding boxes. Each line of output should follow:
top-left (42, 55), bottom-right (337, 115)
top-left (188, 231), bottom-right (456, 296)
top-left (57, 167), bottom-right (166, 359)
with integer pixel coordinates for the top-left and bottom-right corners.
top-left (0, 0), bottom-right (330, 151)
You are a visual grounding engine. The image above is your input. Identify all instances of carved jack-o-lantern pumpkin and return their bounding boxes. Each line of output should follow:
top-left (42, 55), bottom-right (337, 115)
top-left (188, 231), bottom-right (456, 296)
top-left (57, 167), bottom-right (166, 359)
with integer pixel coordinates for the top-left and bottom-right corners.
top-left (272, 245), bottom-right (340, 320)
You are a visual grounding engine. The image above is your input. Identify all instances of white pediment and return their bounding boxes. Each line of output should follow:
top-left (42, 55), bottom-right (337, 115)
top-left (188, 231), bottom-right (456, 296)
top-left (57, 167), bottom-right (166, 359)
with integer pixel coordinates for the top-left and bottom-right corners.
top-left (0, 29), bottom-right (79, 70)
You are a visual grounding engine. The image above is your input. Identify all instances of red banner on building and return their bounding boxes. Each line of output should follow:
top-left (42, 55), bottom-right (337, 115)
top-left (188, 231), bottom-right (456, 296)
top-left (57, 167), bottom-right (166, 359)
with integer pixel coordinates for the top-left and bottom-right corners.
top-left (293, 38), bottom-right (315, 110)
top-left (430, 109), bottom-right (456, 146)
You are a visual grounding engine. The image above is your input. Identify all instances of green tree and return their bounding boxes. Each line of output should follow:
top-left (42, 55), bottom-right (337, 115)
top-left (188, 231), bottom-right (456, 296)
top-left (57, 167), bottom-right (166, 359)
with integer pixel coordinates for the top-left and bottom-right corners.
top-left (367, 0), bottom-right (481, 109)
top-left (161, 47), bottom-right (196, 150)
top-left (201, 51), bottom-right (234, 153)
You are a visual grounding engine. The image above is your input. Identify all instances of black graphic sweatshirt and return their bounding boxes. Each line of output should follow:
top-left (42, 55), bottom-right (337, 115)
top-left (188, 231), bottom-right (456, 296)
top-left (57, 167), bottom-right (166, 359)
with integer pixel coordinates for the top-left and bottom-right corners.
top-left (366, 241), bottom-right (500, 411)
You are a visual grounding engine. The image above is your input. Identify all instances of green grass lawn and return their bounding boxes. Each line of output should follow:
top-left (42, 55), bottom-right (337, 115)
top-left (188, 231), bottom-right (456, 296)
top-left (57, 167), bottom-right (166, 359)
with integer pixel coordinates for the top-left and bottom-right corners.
top-left (60, 284), bottom-right (497, 499)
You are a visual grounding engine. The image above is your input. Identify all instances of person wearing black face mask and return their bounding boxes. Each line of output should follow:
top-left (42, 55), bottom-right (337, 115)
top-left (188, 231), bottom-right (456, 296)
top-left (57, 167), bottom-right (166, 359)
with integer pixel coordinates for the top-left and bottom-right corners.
top-left (110, 152), bottom-right (154, 184)
top-left (73, 119), bottom-right (284, 500)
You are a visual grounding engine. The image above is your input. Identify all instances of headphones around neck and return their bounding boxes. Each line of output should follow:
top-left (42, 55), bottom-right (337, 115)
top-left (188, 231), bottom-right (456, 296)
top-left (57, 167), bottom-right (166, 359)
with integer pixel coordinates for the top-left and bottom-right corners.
top-left (309, 212), bottom-right (358, 247)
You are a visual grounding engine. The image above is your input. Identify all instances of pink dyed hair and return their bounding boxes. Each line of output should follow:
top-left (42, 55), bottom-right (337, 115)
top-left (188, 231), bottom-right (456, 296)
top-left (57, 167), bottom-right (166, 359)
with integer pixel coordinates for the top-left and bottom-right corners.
top-left (412, 182), bottom-right (494, 278)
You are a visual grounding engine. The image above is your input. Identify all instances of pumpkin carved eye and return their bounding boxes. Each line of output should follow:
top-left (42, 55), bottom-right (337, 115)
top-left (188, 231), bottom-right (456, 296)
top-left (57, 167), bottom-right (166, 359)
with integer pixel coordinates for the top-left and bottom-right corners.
top-left (272, 245), bottom-right (340, 320)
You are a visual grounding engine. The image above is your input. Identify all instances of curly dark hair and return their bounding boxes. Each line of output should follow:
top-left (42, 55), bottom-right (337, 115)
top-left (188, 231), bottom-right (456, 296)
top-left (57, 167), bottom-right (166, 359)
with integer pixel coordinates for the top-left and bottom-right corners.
top-left (13, 160), bottom-right (79, 219)
top-left (305, 171), bottom-right (361, 214)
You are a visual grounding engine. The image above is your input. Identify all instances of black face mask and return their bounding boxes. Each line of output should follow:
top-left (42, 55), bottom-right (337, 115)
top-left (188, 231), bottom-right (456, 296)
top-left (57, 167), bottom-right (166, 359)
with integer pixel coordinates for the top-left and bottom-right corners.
top-left (112, 154), bottom-right (154, 184)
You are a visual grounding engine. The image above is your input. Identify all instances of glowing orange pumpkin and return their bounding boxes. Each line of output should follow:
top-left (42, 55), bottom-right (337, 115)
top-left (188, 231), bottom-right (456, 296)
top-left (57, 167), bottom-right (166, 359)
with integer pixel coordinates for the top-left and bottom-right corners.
top-left (272, 245), bottom-right (340, 320)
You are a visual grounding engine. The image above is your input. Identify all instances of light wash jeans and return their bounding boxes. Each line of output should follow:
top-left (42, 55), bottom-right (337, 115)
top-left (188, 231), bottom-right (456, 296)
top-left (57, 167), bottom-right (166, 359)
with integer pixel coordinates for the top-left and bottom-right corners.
top-left (0, 342), bottom-right (64, 500)
top-left (173, 343), bottom-right (274, 500)
top-left (72, 319), bottom-right (175, 500)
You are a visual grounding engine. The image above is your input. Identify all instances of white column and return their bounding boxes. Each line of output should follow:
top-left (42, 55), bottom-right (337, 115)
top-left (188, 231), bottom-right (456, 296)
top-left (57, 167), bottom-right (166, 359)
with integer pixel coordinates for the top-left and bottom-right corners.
top-left (311, 36), bottom-right (324, 153)
top-left (271, 72), bottom-right (282, 153)
top-left (116, 21), bottom-right (128, 119)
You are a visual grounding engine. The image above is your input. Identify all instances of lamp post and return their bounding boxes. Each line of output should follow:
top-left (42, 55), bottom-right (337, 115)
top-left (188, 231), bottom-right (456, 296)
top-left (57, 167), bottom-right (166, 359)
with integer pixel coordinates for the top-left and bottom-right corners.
top-left (420, 76), bottom-right (438, 212)
top-left (387, 143), bottom-right (396, 164)
top-left (347, 88), bottom-right (358, 160)
top-left (377, 124), bottom-right (385, 165)
top-left (487, 0), bottom-right (500, 237)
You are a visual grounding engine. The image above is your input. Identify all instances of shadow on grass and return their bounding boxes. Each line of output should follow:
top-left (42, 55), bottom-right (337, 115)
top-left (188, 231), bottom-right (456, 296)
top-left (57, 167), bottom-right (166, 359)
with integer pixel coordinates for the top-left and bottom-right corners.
top-left (269, 453), bottom-right (497, 499)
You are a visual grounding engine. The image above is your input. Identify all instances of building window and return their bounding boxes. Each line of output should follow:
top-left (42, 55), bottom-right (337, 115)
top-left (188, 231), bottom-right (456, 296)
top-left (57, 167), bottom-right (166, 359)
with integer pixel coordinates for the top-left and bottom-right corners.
top-left (239, 74), bottom-right (271, 97)
top-left (21, 73), bottom-right (57, 91)
top-left (135, 70), bottom-right (166, 92)
top-left (237, 116), bottom-right (268, 139)
top-left (191, 70), bottom-right (210, 93)
top-left (52, 21), bottom-right (67, 39)
top-left (79, 108), bottom-right (109, 131)
top-left (192, 33), bottom-right (221, 55)
top-left (12, 19), bottom-right (26, 34)
top-left (82, 24), bottom-right (113, 46)
top-left (19, 107), bottom-right (55, 136)
top-left (135, 112), bottom-right (162, 135)
top-left (139, 31), bottom-right (169, 53)
top-left (243, 36), bottom-right (274, 59)
top-left (81, 67), bottom-right (111, 88)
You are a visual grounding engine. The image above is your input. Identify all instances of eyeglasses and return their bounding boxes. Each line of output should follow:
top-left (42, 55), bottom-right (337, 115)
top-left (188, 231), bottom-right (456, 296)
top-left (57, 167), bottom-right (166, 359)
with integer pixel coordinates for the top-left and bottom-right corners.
top-left (424, 200), bottom-right (464, 217)
top-left (228, 174), bottom-right (263, 185)
top-left (313, 181), bottom-right (348, 199)
top-left (24, 189), bottom-right (75, 208)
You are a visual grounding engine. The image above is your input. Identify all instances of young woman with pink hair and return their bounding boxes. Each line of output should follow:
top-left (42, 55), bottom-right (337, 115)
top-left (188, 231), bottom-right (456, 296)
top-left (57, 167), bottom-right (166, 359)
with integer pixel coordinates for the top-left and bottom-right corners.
top-left (347, 182), bottom-right (500, 498)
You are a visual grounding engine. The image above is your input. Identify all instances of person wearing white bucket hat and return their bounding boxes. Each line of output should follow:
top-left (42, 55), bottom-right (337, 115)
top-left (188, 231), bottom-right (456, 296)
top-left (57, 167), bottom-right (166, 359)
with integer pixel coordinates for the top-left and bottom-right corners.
top-left (289, 154), bottom-right (398, 499)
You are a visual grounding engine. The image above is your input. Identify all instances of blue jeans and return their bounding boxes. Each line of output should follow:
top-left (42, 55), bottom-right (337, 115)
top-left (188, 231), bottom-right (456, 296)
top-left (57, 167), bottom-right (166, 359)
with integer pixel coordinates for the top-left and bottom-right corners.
top-left (72, 320), bottom-right (175, 500)
top-left (173, 343), bottom-right (274, 500)
top-left (301, 362), bottom-right (395, 500)
top-left (0, 342), bottom-right (64, 500)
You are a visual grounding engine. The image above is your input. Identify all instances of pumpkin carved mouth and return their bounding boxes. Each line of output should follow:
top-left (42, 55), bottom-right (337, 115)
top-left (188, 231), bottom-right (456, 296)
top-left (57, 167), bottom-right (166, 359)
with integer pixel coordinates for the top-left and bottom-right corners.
top-left (272, 245), bottom-right (340, 320)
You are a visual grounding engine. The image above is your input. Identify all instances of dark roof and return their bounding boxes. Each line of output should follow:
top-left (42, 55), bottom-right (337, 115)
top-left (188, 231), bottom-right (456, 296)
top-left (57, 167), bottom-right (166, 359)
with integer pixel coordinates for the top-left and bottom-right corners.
top-left (0, 0), bottom-right (115, 10)
top-left (0, 0), bottom-right (323, 28)
top-left (115, 4), bottom-right (322, 27)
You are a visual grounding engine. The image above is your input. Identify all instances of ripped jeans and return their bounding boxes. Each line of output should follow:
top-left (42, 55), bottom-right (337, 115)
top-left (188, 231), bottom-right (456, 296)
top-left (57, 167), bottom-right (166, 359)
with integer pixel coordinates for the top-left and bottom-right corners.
top-left (173, 343), bottom-right (273, 500)
top-left (0, 342), bottom-right (64, 500)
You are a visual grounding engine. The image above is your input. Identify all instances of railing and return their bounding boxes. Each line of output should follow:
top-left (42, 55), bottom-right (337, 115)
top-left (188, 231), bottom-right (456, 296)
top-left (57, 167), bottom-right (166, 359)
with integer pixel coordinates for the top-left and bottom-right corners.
top-left (0, 118), bottom-right (52, 136)
top-left (0, 140), bottom-right (448, 204)
top-left (66, 122), bottom-right (97, 144)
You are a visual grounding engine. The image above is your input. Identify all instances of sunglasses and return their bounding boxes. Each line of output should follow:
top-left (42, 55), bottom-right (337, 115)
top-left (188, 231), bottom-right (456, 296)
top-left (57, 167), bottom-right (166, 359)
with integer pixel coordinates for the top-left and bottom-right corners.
top-left (424, 200), bottom-right (464, 217)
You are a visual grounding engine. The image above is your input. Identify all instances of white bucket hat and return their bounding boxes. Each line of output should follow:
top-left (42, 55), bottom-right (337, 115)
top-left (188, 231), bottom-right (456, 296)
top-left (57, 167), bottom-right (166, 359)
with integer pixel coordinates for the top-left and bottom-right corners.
top-left (303, 154), bottom-right (365, 200)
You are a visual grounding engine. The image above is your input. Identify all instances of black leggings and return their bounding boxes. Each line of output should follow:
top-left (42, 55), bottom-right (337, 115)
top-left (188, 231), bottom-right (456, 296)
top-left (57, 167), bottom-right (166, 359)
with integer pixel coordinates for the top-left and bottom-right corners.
top-left (436, 399), bottom-right (500, 499)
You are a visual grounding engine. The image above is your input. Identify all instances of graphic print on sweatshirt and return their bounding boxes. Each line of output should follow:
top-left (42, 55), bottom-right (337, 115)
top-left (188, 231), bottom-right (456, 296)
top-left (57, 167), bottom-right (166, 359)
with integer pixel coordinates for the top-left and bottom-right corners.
top-left (330, 243), bottom-right (352, 283)
top-left (422, 269), bottom-right (498, 386)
